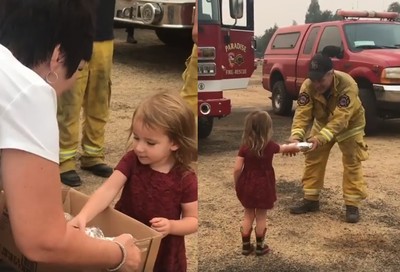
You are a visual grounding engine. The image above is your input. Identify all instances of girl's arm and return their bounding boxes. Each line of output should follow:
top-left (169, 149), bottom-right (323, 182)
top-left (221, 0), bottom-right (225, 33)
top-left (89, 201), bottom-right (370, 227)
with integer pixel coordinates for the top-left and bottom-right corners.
top-left (2, 149), bottom-right (138, 269)
top-left (149, 201), bottom-right (198, 236)
top-left (72, 170), bottom-right (128, 225)
top-left (171, 201), bottom-right (198, 235)
top-left (233, 156), bottom-right (244, 184)
top-left (150, 172), bottom-right (198, 236)
top-left (279, 143), bottom-right (301, 155)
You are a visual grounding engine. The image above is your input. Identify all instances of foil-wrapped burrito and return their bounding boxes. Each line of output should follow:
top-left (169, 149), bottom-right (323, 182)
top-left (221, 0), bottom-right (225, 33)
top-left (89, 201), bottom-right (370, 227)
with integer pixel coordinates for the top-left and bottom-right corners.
top-left (64, 212), bottom-right (73, 221)
top-left (64, 212), bottom-right (113, 240)
top-left (297, 142), bottom-right (313, 152)
top-left (85, 226), bottom-right (105, 239)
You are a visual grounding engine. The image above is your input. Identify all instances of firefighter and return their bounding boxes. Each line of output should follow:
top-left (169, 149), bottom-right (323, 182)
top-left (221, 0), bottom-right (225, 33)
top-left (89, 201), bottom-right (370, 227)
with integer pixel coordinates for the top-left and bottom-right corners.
top-left (180, 0), bottom-right (198, 118)
top-left (57, 0), bottom-right (115, 187)
top-left (126, 26), bottom-right (137, 44)
top-left (288, 53), bottom-right (369, 223)
top-left (181, 44), bottom-right (198, 118)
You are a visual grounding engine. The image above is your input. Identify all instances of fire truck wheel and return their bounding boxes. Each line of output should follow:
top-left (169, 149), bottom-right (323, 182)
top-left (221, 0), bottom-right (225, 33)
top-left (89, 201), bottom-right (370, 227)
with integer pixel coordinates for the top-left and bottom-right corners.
top-left (155, 29), bottom-right (193, 47)
top-left (198, 116), bottom-right (214, 139)
top-left (359, 87), bottom-right (379, 135)
top-left (272, 81), bottom-right (293, 116)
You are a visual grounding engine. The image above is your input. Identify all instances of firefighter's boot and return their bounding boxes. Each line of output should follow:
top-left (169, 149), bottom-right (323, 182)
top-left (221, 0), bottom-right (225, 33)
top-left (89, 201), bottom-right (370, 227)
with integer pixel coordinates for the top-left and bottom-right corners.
top-left (255, 228), bottom-right (269, 256)
top-left (81, 163), bottom-right (113, 178)
top-left (345, 205), bottom-right (360, 223)
top-left (290, 199), bottom-right (320, 214)
top-left (240, 227), bottom-right (254, 256)
top-left (60, 170), bottom-right (82, 187)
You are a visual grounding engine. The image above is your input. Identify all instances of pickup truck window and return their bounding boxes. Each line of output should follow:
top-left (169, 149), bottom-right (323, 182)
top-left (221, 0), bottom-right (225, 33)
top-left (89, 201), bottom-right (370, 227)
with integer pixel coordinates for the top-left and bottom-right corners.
top-left (303, 26), bottom-right (320, 55)
top-left (317, 26), bottom-right (342, 53)
top-left (272, 32), bottom-right (300, 49)
top-left (344, 23), bottom-right (400, 51)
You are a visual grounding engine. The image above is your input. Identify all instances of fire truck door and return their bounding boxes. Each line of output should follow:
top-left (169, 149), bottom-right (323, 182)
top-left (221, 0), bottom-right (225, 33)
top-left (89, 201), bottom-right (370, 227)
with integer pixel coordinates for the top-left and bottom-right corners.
top-left (219, 0), bottom-right (255, 90)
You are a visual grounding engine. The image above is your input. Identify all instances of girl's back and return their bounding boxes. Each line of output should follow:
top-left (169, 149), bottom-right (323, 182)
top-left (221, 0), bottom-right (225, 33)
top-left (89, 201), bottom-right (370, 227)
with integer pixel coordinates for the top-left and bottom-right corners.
top-left (240, 141), bottom-right (280, 173)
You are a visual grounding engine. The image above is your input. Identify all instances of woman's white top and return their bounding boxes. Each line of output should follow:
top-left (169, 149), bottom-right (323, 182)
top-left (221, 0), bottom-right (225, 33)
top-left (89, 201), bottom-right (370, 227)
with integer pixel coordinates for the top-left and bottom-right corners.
top-left (0, 44), bottom-right (59, 164)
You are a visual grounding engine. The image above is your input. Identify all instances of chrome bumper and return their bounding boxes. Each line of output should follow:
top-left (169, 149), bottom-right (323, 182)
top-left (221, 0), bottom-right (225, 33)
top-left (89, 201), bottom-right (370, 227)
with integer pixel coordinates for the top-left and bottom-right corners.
top-left (114, 1), bottom-right (194, 28)
top-left (373, 84), bottom-right (400, 103)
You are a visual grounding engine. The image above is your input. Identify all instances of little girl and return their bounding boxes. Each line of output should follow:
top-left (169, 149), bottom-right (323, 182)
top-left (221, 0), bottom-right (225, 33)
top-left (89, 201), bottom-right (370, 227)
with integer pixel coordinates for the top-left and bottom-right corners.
top-left (233, 110), bottom-right (299, 256)
top-left (69, 91), bottom-right (198, 271)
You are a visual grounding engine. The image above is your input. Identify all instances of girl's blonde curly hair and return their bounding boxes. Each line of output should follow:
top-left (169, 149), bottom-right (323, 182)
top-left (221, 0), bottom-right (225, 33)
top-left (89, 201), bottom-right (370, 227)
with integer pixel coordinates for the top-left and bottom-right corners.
top-left (127, 91), bottom-right (197, 168)
top-left (241, 111), bottom-right (273, 157)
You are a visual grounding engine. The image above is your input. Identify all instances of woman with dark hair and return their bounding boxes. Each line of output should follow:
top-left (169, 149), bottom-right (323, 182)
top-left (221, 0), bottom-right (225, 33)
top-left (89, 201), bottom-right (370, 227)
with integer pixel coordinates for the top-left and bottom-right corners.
top-left (0, 0), bottom-right (141, 271)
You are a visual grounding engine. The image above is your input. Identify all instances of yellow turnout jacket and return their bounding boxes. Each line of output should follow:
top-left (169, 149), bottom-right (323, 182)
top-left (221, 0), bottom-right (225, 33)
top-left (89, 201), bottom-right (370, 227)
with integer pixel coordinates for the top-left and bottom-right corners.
top-left (291, 71), bottom-right (366, 145)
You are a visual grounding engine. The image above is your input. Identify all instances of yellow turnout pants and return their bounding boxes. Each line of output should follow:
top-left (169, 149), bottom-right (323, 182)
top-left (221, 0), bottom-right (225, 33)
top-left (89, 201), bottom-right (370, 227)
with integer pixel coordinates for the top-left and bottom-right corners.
top-left (57, 40), bottom-right (114, 173)
top-left (302, 133), bottom-right (368, 206)
top-left (180, 44), bottom-right (198, 117)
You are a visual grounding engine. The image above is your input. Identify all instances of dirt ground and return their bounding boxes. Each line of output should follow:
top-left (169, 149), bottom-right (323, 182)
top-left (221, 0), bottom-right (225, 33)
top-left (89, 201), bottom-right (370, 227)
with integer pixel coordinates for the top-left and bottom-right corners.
top-left (198, 68), bottom-right (400, 271)
top-left (72, 29), bottom-right (197, 271)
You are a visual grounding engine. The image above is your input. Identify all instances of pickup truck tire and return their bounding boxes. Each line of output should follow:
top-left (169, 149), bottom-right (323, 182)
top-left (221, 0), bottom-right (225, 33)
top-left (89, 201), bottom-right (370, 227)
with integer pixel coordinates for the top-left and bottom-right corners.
top-left (359, 87), bottom-right (379, 135)
top-left (272, 81), bottom-right (293, 115)
top-left (198, 116), bottom-right (214, 139)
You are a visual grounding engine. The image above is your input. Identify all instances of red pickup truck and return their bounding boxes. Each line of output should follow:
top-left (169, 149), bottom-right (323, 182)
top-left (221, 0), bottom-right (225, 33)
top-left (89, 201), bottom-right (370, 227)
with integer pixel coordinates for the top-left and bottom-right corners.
top-left (262, 10), bottom-right (400, 134)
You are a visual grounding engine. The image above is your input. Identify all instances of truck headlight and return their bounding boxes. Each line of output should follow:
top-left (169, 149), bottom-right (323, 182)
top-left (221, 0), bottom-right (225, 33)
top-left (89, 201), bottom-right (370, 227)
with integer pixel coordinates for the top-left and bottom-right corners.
top-left (198, 63), bottom-right (216, 76)
top-left (381, 67), bottom-right (400, 84)
top-left (142, 3), bottom-right (162, 24)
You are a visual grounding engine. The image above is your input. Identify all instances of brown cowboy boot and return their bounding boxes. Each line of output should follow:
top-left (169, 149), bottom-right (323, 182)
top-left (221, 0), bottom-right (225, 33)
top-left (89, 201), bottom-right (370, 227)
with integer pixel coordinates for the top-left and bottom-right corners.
top-left (240, 227), bottom-right (254, 256)
top-left (255, 228), bottom-right (270, 256)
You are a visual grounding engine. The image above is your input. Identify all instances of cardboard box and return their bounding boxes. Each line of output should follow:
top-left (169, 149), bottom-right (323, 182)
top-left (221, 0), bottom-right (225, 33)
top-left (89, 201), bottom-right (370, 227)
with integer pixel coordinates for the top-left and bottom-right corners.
top-left (0, 188), bottom-right (162, 272)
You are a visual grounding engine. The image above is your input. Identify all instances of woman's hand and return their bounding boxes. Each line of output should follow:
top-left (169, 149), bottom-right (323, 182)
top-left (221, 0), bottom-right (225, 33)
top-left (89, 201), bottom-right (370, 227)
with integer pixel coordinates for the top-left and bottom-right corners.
top-left (149, 217), bottom-right (171, 236)
top-left (114, 234), bottom-right (142, 272)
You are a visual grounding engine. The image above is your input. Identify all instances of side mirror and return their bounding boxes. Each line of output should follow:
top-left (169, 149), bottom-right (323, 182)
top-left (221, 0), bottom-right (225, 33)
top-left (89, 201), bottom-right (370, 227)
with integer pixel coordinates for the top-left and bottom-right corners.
top-left (229, 0), bottom-right (243, 19)
top-left (322, 45), bottom-right (344, 59)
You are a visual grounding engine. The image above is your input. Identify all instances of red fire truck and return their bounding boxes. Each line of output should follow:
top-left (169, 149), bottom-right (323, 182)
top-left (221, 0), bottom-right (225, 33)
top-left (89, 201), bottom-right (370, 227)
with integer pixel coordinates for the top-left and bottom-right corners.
top-left (114, 0), bottom-right (195, 45)
top-left (198, 0), bottom-right (256, 138)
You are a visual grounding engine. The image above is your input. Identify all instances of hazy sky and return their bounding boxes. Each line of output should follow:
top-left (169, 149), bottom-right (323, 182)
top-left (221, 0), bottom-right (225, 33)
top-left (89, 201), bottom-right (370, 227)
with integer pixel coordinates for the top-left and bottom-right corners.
top-left (254, 0), bottom-right (394, 35)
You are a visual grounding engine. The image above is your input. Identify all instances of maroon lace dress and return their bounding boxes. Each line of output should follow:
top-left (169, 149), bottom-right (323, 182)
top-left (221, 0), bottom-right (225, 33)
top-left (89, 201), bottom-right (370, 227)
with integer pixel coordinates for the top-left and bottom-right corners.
top-left (235, 141), bottom-right (280, 209)
top-left (114, 151), bottom-right (197, 272)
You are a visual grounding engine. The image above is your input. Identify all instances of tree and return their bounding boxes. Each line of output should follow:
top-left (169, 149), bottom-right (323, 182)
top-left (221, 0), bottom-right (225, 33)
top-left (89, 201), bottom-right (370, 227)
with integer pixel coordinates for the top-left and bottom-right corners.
top-left (387, 2), bottom-right (400, 12)
top-left (255, 24), bottom-right (278, 58)
top-left (305, 0), bottom-right (322, 23)
top-left (305, 0), bottom-right (341, 23)
top-left (320, 10), bottom-right (333, 22)
top-left (321, 10), bottom-right (340, 21)
top-left (331, 12), bottom-right (341, 21)
top-left (292, 20), bottom-right (298, 26)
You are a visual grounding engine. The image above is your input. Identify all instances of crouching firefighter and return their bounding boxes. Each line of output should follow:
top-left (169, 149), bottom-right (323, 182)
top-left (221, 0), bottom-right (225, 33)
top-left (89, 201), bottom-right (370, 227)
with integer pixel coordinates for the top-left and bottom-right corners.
top-left (288, 53), bottom-right (369, 223)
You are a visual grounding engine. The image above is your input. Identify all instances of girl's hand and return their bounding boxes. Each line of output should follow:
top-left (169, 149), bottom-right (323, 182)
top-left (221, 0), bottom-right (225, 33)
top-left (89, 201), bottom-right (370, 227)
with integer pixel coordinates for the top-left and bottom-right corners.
top-left (149, 217), bottom-right (171, 236)
top-left (281, 143), bottom-right (300, 156)
top-left (67, 215), bottom-right (87, 232)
